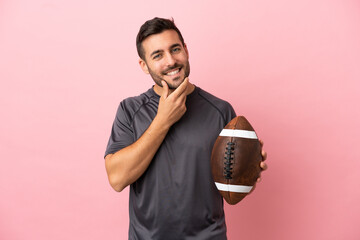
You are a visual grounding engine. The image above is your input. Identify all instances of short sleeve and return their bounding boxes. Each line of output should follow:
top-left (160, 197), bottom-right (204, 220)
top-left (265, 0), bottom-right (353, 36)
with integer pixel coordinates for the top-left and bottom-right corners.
top-left (229, 104), bottom-right (237, 122)
top-left (104, 101), bottom-right (134, 158)
top-left (224, 102), bottom-right (237, 125)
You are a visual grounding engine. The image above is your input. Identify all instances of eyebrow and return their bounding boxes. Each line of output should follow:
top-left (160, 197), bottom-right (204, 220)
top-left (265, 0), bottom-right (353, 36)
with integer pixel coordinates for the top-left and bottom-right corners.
top-left (150, 49), bottom-right (162, 58)
top-left (150, 43), bottom-right (182, 58)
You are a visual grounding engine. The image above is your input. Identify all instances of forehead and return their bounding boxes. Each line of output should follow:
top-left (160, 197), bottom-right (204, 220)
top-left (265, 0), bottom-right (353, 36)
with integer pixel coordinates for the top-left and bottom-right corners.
top-left (142, 30), bottom-right (182, 56)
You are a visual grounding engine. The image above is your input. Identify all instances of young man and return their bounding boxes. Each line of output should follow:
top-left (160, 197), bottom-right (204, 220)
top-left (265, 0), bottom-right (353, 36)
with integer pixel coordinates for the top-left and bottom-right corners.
top-left (104, 17), bottom-right (267, 240)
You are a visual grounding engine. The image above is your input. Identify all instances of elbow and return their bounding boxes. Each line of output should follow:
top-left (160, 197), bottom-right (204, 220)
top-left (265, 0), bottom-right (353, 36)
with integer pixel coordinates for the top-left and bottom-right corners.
top-left (111, 185), bottom-right (124, 193)
top-left (108, 174), bottom-right (127, 192)
top-left (112, 184), bottom-right (126, 193)
top-left (105, 154), bottom-right (127, 192)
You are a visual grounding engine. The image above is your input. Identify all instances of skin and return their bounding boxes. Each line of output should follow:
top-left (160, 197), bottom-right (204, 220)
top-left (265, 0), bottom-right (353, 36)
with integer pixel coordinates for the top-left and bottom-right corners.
top-left (139, 30), bottom-right (192, 94)
top-left (105, 29), bottom-right (267, 192)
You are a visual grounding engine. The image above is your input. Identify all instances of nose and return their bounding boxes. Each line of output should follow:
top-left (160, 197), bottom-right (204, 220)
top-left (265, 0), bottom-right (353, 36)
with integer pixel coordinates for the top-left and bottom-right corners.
top-left (164, 52), bottom-right (176, 66)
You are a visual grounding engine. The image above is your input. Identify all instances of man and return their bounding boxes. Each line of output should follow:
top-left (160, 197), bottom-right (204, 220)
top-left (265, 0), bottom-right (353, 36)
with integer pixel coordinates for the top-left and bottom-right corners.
top-left (104, 17), bottom-right (267, 240)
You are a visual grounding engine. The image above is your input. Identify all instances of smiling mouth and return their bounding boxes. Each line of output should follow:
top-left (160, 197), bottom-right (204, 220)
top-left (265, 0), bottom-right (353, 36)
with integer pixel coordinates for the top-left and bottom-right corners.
top-left (164, 67), bottom-right (182, 76)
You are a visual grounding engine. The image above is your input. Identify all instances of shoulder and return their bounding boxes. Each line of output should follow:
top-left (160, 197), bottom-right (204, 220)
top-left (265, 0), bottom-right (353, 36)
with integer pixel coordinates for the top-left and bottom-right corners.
top-left (196, 87), bottom-right (235, 112)
top-left (116, 88), bottom-right (157, 123)
top-left (120, 89), bottom-right (153, 110)
top-left (193, 87), bottom-right (236, 124)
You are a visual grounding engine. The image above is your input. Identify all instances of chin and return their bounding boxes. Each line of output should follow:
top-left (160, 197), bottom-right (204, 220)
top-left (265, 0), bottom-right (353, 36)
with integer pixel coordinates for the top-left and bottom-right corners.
top-left (167, 77), bottom-right (185, 89)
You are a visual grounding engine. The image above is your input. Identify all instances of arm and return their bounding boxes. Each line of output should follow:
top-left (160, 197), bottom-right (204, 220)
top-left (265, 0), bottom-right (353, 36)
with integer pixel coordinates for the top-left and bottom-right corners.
top-left (105, 78), bottom-right (190, 192)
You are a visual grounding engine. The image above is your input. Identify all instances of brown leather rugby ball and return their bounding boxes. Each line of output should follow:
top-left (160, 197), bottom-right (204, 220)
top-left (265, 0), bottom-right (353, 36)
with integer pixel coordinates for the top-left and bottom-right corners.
top-left (211, 116), bottom-right (262, 205)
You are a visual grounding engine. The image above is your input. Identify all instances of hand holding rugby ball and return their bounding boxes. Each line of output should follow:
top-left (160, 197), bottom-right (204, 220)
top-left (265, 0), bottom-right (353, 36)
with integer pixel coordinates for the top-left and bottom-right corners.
top-left (211, 116), bottom-right (262, 205)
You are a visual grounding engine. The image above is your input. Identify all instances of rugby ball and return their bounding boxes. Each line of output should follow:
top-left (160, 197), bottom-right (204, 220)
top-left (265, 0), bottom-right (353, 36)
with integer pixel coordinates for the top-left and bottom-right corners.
top-left (211, 116), bottom-right (262, 205)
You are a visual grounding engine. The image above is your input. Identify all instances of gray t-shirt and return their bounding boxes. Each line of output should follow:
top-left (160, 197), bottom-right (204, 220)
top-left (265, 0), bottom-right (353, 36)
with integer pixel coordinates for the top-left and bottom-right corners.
top-left (105, 86), bottom-right (236, 240)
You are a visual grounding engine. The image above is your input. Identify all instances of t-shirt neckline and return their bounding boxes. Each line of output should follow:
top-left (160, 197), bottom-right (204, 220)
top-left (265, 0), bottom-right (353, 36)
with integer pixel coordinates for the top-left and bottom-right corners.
top-left (149, 85), bottom-right (199, 100)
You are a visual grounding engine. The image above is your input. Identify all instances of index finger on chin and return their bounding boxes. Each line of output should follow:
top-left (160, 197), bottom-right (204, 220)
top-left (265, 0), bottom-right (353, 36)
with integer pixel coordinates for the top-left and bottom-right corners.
top-left (172, 77), bottom-right (189, 97)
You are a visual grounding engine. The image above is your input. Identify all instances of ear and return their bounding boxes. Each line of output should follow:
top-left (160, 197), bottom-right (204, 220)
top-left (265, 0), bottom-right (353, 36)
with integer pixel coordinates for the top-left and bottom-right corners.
top-left (139, 58), bottom-right (149, 74)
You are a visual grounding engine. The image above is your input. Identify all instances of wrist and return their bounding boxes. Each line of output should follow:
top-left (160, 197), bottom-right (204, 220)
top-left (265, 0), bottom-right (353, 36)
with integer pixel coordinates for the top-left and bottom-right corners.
top-left (152, 115), bottom-right (172, 133)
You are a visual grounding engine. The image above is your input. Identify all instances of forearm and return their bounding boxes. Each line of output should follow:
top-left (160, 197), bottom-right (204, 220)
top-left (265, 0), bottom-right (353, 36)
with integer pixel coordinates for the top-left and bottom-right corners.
top-left (105, 116), bottom-right (170, 192)
top-left (105, 79), bottom-right (191, 192)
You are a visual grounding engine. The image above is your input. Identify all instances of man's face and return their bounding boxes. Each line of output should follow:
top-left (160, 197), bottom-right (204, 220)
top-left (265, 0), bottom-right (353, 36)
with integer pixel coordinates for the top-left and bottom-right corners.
top-left (139, 30), bottom-right (190, 89)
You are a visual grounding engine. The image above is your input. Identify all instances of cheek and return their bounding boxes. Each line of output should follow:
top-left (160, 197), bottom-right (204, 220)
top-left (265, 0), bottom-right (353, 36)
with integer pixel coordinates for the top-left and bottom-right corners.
top-left (180, 54), bottom-right (189, 63)
top-left (151, 62), bottom-right (164, 73)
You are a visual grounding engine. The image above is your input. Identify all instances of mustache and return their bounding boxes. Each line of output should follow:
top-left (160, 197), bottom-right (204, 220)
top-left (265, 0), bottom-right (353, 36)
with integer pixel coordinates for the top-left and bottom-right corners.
top-left (162, 63), bottom-right (183, 74)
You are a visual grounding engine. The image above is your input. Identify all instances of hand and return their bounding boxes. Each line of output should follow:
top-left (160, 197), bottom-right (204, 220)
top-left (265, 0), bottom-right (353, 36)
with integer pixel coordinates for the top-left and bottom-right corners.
top-left (156, 78), bottom-right (189, 128)
top-left (248, 139), bottom-right (267, 194)
top-left (257, 139), bottom-right (268, 182)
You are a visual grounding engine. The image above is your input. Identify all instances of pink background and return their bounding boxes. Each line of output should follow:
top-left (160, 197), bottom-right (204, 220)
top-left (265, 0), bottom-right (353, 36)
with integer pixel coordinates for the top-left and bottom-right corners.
top-left (1, 0), bottom-right (360, 239)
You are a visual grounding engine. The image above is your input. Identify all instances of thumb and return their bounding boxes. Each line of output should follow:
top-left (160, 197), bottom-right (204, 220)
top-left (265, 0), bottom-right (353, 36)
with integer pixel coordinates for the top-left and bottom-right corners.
top-left (161, 80), bottom-right (169, 99)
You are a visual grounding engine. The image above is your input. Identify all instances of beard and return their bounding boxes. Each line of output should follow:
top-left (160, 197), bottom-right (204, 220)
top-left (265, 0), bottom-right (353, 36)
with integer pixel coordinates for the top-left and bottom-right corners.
top-left (148, 61), bottom-right (190, 89)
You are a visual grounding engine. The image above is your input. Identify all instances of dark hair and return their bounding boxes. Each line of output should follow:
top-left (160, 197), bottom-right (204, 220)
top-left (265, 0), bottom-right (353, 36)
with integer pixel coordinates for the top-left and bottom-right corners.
top-left (136, 17), bottom-right (185, 60)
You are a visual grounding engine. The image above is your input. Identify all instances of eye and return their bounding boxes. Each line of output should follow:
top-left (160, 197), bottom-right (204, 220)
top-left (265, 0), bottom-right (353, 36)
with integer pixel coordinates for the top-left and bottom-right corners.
top-left (172, 47), bottom-right (181, 53)
top-left (153, 53), bottom-right (162, 60)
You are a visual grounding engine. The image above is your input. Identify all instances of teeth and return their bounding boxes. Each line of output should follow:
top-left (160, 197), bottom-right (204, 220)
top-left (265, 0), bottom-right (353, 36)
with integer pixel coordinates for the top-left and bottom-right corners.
top-left (166, 69), bottom-right (180, 76)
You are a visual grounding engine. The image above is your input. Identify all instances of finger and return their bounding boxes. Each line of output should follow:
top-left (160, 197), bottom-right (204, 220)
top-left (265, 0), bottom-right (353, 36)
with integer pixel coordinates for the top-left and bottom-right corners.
top-left (261, 150), bottom-right (267, 161)
top-left (161, 80), bottom-right (169, 99)
top-left (175, 77), bottom-right (189, 96)
top-left (260, 161), bottom-right (268, 171)
top-left (257, 177), bottom-right (262, 183)
top-left (259, 139), bottom-right (264, 147)
top-left (178, 91), bottom-right (187, 104)
top-left (171, 77), bottom-right (189, 98)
